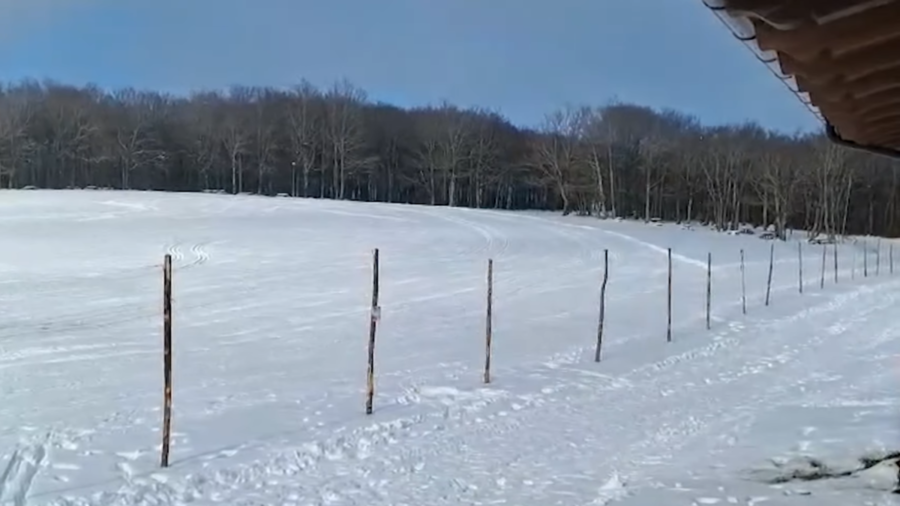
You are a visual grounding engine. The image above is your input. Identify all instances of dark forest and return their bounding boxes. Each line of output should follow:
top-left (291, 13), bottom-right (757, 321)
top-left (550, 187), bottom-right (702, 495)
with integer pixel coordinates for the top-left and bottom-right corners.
top-left (0, 79), bottom-right (896, 239)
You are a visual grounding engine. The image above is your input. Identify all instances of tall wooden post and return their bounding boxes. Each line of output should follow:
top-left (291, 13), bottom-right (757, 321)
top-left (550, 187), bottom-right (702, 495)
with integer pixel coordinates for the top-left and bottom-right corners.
top-left (161, 254), bottom-right (173, 468)
top-left (484, 259), bottom-right (494, 383)
top-left (594, 250), bottom-right (609, 362)
top-left (705, 252), bottom-right (711, 330)
top-left (833, 242), bottom-right (838, 284)
top-left (667, 248), bottom-right (673, 343)
top-left (765, 243), bottom-right (774, 306)
top-left (891, 243), bottom-right (894, 275)
top-left (365, 248), bottom-right (380, 415)
top-left (797, 242), bottom-right (803, 294)
top-left (740, 249), bottom-right (746, 315)
top-left (820, 244), bottom-right (826, 289)
top-left (876, 239), bottom-right (881, 276)
top-left (864, 241), bottom-right (869, 277)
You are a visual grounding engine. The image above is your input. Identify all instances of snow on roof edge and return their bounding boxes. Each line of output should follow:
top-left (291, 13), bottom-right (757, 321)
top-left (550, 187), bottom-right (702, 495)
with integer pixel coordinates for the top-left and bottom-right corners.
top-left (703, 1), bottom-right (825, 124)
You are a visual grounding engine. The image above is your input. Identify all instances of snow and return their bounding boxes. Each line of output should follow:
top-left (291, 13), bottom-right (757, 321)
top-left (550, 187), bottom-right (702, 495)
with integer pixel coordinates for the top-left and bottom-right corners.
top-left (0, 189), bottom-right (899, 506)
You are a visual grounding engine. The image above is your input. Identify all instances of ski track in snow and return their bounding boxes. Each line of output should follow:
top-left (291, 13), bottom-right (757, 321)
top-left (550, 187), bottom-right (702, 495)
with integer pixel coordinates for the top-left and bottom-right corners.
top-left (0, 190), bottom-right (896, 505)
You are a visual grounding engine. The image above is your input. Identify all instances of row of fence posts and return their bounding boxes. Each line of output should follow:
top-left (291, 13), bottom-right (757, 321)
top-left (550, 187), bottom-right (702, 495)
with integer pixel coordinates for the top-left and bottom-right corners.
top-left (154, 238), bottom-right (894, 468)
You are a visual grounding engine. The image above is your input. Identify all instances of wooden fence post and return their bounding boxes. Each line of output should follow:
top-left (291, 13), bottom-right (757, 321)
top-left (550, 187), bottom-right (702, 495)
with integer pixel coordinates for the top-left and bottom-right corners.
top-left (706, 252), bottom-right (711, 330)
top-left (864, 241), bottom-right (869, 277)
top-left (876, 239), bottom-right (881, 276)
top-left (667, 248), bottom-right (672, 343)
top-left (484, 258), bottom-right (494, 383)
top-left (740, 249), bottom-right (747, 315)
top-left (365, 248), bottom-right (380, 415)
top-left (852, 243), bottom-right (857, 280)
top-left (765, 243), bottom-right (774, 306)
top-left (798, 242), bottom-right (803, 294)
top-left (820, 244), bottom-right (826, 289)
top-left (891, 243), bottom-right (894, 275)
top-left (833, 242), bottom-right (838, 284)
top-left (594, 249), bottom-right (609, 363)
top-left (161, 254), bottom-right (173, 468)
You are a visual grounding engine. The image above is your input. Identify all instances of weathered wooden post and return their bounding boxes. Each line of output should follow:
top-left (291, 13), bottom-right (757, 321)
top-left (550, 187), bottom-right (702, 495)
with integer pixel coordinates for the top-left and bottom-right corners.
top-left (161, 254), bottom-right (173, 468)
top-left (833, 242), bottom-right (838, 284)
top-left (740, 249), bottom-right (747, 315)
top-left (820, 244), bottom-right (826, 289)
top-left (365, 248), bottom-right (380, 415)
top-left (798, 242), bottom-right (803, 294)
top-left (484, 258), bottom-right (494, 383)
top-left (594, 250), bottom-right (609, 363)
top-left (765, 243), bottom-right (774, 306)
top-left (864, 241), bottom-right (869, 277)
top-left (876, 239), bottom-right (881, 276)
top-left (667, 248), bottom-right (673, 343)
top-left (706, 252), bottom-right (712, 330)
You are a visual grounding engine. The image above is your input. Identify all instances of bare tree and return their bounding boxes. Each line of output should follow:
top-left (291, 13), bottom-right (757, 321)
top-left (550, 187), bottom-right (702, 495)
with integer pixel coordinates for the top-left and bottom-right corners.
top-left (184, 92), bottom-right (223, 190)
top-left (325, 79), bottom-right (368, 200)
top-left (809, 138), bottom-right (851, 241)
top-left (0, 85), bottom-right (35, 187)
top-left (468, 109), bottom-right (504, 208)
top-left (221, 87), bottom-right (252, 194)
top-left (437, 103), bottom-right (472, 207)
top-left (287, 82), bottom-right (322, 198)
top-left (107, 88), bottom-right (163, 189)
top-left (751, 139), bottom-right (798, 239)
top-left (41, 82), bottom-right (102, 187)
top-left (581, 107), bottom-right (612, 217)
top-left (248, 87), bottom-right (279, 195)
top-left (532, 106), bottom-right (587, 215)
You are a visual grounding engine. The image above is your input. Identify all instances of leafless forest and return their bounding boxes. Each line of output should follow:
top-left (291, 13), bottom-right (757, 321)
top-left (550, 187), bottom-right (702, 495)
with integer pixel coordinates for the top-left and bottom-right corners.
top-left (0, 79), bottom-right (897, 238)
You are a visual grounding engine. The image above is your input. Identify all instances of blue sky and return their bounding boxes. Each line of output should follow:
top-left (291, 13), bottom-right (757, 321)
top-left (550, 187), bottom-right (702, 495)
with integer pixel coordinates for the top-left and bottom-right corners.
top-left (0, 0), bottom-right (820, 133)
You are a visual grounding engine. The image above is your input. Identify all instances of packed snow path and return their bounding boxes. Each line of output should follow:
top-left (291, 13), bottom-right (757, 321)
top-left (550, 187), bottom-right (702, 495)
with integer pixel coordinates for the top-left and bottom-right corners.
top-left (0, 190), bottom-right (897, 506)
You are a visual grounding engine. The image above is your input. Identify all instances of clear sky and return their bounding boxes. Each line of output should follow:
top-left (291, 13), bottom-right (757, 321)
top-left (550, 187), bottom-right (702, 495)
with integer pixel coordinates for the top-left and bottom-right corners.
top-left (0, 0), bottom-right (821, 133)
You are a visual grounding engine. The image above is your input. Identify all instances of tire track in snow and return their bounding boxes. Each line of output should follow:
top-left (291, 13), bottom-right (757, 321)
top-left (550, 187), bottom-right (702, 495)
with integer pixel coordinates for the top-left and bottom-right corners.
top-left (397, 206), bottom-right (510, 261)
top-left (164, 242), bottom-right (212, 270)
top-left (473, 211), bottom-right (615, 300)
top-left (188, 243), bottom-right (210, 267)
top-left (509, 213), bottom-right (706, 271)
top-left (425, 209), bottom-right (511, 260)
top-left (477, 210), bottom-right (601, 269)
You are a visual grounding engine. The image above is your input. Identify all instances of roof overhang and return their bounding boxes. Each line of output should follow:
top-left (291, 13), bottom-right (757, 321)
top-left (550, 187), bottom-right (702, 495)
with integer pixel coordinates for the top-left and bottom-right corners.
top-left (704, 0), bottom-right (900, 158)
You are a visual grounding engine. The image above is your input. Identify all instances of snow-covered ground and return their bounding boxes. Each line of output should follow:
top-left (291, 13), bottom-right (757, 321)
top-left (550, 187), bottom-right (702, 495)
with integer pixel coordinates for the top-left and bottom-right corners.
top-left (0, 189), bottom-right (899, 506)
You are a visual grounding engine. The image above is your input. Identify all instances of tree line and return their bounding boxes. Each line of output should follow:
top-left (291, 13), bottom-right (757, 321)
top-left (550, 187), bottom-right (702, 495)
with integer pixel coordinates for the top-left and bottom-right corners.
top-left (0, 79), bottom-right (898, 239)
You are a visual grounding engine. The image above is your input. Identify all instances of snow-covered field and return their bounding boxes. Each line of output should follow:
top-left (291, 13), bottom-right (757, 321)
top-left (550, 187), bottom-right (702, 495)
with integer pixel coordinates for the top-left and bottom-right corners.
top-left (1, 189), bottom-right (899, 506)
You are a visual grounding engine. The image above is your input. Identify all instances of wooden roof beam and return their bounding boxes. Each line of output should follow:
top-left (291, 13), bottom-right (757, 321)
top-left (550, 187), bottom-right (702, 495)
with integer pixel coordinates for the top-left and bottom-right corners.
top-left (797, 67), bottom-right (900, 101)
top-left (754, 1), bottom-right (900, 60)
top-left (862, 127), bottom-right (900, 146)
top-left (857, 115), bottom-right (900, 132)
top-left (779, 38), bottom-right (900, 84)
top-left (826, 114), bottom-right (900, 138)
top-left (839, 116), bottom-right (900, 140)
top-left (722, 0), bottom-right (879, 27)
top-left (818, 99), bottom-right (900, 122)
top-left (819, 106), bottom-right (894, 129)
